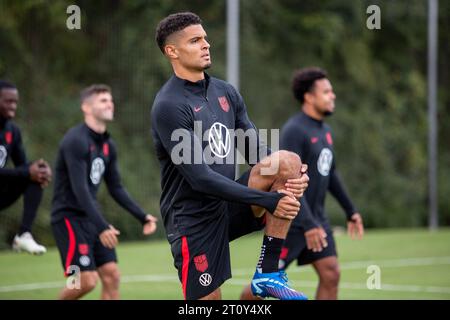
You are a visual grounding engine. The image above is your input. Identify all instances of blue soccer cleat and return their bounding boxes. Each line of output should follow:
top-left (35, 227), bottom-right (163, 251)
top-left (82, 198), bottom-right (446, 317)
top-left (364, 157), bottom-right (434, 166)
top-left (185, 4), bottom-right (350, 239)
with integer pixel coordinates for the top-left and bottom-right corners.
top-left (251, 269), bottom-right (308, 300)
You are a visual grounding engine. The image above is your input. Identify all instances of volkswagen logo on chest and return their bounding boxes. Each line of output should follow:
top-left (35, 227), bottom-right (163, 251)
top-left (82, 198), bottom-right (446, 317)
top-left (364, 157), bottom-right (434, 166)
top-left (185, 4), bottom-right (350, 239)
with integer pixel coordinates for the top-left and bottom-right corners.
top-left (90, 157), bottom-right (105, 185)
top-left (317, 148), bottom-right (333, 176)
top-left (208, 122), bottom-right (231, 158)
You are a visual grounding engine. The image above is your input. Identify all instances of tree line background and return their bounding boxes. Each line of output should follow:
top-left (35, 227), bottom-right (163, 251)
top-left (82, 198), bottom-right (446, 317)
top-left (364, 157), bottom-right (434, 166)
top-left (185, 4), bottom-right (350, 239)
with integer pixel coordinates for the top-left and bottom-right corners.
top-left (0, 0), bottom-right (449, 247)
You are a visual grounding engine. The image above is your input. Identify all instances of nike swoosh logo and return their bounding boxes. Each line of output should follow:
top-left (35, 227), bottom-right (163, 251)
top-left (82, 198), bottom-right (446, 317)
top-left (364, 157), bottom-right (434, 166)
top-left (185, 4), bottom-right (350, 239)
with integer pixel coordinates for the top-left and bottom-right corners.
top-left (194, 106), bottom-right (203, 112)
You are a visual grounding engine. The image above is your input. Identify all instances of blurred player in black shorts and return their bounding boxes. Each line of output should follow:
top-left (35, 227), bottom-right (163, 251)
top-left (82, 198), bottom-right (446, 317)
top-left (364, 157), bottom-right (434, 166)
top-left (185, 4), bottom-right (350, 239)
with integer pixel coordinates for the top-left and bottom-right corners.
top-left (280, 68), bottom-right (364, 298)
top-left (51, 84), bottom-right (158, 299)
top-left (243, 67), bottom-right (364, 300)
top-left (0, 80), bottom-right (52, 255)
top-left (152, 12), bottom-right (310, 300)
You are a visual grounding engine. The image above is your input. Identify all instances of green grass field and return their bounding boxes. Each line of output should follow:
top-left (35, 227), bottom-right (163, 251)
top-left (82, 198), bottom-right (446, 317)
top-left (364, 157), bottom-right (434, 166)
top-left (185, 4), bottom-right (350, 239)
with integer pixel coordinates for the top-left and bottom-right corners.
top-left (0, 228), bottom-right (449, 300)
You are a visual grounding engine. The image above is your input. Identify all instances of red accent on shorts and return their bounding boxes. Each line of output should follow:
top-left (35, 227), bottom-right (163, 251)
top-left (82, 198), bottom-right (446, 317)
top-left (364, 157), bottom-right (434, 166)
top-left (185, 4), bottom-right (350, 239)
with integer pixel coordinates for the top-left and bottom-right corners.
top-left (311, 137), bottom-right (318, 144)
top-left (64, 218), bottom-right (76, 277)
top-left (103, 143), bottom-right (109, 156)
top-left (193, 254), bottom-right (208, 272)
top-left (5, 131), bottom-right (12, 144)
top-left (78, 243), bottom-right (89, 255)
top-left (181, 236), bottom-right (190, 300)
top-left (326, 132), bottom-right (333, 145)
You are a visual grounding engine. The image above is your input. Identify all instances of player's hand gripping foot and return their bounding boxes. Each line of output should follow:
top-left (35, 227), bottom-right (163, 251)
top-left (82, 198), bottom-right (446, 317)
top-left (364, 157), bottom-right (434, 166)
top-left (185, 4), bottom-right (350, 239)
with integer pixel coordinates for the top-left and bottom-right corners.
top-left (12, 232), bottom-right (47, 255)
top-left (251, 269), bottom-right (308, 300)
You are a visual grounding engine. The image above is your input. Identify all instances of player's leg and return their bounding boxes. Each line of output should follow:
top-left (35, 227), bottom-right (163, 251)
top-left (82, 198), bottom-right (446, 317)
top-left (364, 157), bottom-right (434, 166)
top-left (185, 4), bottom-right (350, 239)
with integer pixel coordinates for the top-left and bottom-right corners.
top-left (249, 150), bottom-right (301, 266)
top-left (19, 181), bottom-right (43, 235)
top-left (312, 256), bottom-right (340, 300)
top-left (199, 288), bottom-right (222, 300)
top-left (240, 225), bottom-right (305, 300)
top-left (52, 217), bottom-right (98, 299)
top-left (93, 226), bottom-right (120, 300)
top-left (1, 178), bottom-right (46, 254)
top-left (234, 150), bottom-right (307, 300)
top-left (0, 178), bottom-right (24, 210)
top-left (295, 227), bottom-right (339, 299)
top-left (97, 262), bottom-right (120, 300)
top-left (58, 271), bottom-right (99, 300)
top-left (14, 181), bottom-right (46, 253)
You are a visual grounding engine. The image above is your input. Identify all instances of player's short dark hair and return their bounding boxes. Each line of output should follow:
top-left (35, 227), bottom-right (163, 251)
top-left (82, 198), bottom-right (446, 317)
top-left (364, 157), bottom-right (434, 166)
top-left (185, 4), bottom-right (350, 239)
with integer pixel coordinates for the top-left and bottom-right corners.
top-left (0, 80), bottom-right (17, 96)
top-left (292, 67), bottom-right (328, 103)
top-left (80, 84), bottom-right (111, 103)
top-left (156, 12), bottom-right (202, 53)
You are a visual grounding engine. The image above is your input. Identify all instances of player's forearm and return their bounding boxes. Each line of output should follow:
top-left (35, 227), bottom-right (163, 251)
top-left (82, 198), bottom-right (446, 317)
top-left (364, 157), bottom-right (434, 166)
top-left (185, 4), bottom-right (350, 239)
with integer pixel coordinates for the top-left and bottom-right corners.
top-left (329, 171), bottom-right (356, 220)
top-left (12, 148), bottom-right (28, 168)
top-left (184, 167), bottom-right (283, 213)
top-left (109, 187), bottom-right (147, 224)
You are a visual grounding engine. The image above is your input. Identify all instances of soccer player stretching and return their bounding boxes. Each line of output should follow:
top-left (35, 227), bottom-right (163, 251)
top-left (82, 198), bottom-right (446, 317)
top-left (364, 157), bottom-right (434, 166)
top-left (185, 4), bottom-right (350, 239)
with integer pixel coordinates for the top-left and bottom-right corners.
top-left (151, 12), bottom-right (309, 300)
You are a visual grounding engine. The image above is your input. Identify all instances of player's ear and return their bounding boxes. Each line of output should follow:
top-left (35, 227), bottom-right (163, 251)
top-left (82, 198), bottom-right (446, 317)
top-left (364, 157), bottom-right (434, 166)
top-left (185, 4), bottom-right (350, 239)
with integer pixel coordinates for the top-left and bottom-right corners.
top-left (165, 44), bottom-right (178, 59)
top-left (304, 92), bottom-right (314, 104)
top-left (81, 101), bottom-right (90, 115)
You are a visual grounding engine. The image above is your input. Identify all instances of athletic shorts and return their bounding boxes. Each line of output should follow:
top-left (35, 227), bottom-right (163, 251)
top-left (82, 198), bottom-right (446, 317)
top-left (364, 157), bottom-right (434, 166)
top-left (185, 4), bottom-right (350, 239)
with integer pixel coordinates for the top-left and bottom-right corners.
top-left (170, 170), bottom-right (266, 300)
top-left (52, 216), bottom-right (117, 276)
top-left (279, 225), bottom-right (337, 270)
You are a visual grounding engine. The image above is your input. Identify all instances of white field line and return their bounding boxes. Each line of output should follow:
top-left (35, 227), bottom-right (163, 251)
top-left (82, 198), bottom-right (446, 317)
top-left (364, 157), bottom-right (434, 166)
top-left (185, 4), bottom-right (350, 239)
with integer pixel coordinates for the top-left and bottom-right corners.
top-left (232, 256), bottom-right (450, 276)
top-left (1, 256), bottom-right (450, 294)
top-left (225, 279), bottom-right (450, 294)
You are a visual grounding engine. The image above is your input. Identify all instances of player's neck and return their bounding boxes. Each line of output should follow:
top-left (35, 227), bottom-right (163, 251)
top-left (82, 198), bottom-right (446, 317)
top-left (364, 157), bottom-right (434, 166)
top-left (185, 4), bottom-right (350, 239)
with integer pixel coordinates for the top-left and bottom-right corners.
top-left (84, 117), bottom-right (107, 134)
top-left (173, 64), bottom-right (205, 83)
top-left (302, 104), bottom-right (324, 121)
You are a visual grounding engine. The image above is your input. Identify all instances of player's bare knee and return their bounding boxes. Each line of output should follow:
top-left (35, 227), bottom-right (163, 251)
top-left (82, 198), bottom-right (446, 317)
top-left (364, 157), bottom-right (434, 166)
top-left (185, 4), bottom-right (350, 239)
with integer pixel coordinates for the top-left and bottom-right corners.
top-left (267, 151), bottom-right (301, 190)
top-left (81, 273), bottom-right (98, 293)
top-left (110, 269), bottom-right (121, 286)
top-left (280, 150), bottom-right (301, 172)
top-left (321, 265), bottom-right (340, 287)
top-left (102, 269), bottom-right (120, 287)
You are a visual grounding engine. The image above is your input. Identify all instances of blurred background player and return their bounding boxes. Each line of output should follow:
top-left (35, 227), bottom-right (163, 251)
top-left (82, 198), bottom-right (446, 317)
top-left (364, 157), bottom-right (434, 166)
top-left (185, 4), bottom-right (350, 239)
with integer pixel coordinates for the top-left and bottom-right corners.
top-left (0, 80), bottom-right (52, 255)
top-left (243, 67), bottom-right (364, 300)
top-left (51, 84), bottom-right (158, 300)
top-left (152, 12), bottom-right (309, 300)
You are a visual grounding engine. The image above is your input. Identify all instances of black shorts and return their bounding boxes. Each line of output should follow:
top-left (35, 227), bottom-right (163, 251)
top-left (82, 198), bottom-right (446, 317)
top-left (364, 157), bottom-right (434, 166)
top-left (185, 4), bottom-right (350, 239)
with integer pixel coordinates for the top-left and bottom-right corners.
top-left (170, 170), bottom-right (266, 300)
top-left (52, 216), bottom-right (117, 276)
top-left (279, 225), bottom-right (337, 269)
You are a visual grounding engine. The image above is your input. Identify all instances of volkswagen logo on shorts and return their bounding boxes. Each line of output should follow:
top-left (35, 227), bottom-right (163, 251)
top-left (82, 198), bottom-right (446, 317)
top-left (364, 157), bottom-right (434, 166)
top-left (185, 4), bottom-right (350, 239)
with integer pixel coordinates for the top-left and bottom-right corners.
top-left (90, 157), bottom-right (105, 185)
top-left (79, 255), bottom-right (91, 267)
top-left (317, 148), bottom-right (333, 176)
top-left (208, 122), bottom-right (231, 158)
top-left (0, 146), bottom-right (7, 168)
top-left (199, 273), bottom-right (212, 286)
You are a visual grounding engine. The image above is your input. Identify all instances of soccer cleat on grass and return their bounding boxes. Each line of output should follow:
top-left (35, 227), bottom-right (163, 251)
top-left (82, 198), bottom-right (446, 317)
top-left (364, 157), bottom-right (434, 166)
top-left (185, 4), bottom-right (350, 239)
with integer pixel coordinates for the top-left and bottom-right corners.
top-left (251, 269), bottom-right (308, 300)
top-left (12, 232), bottom-right (47, 255)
